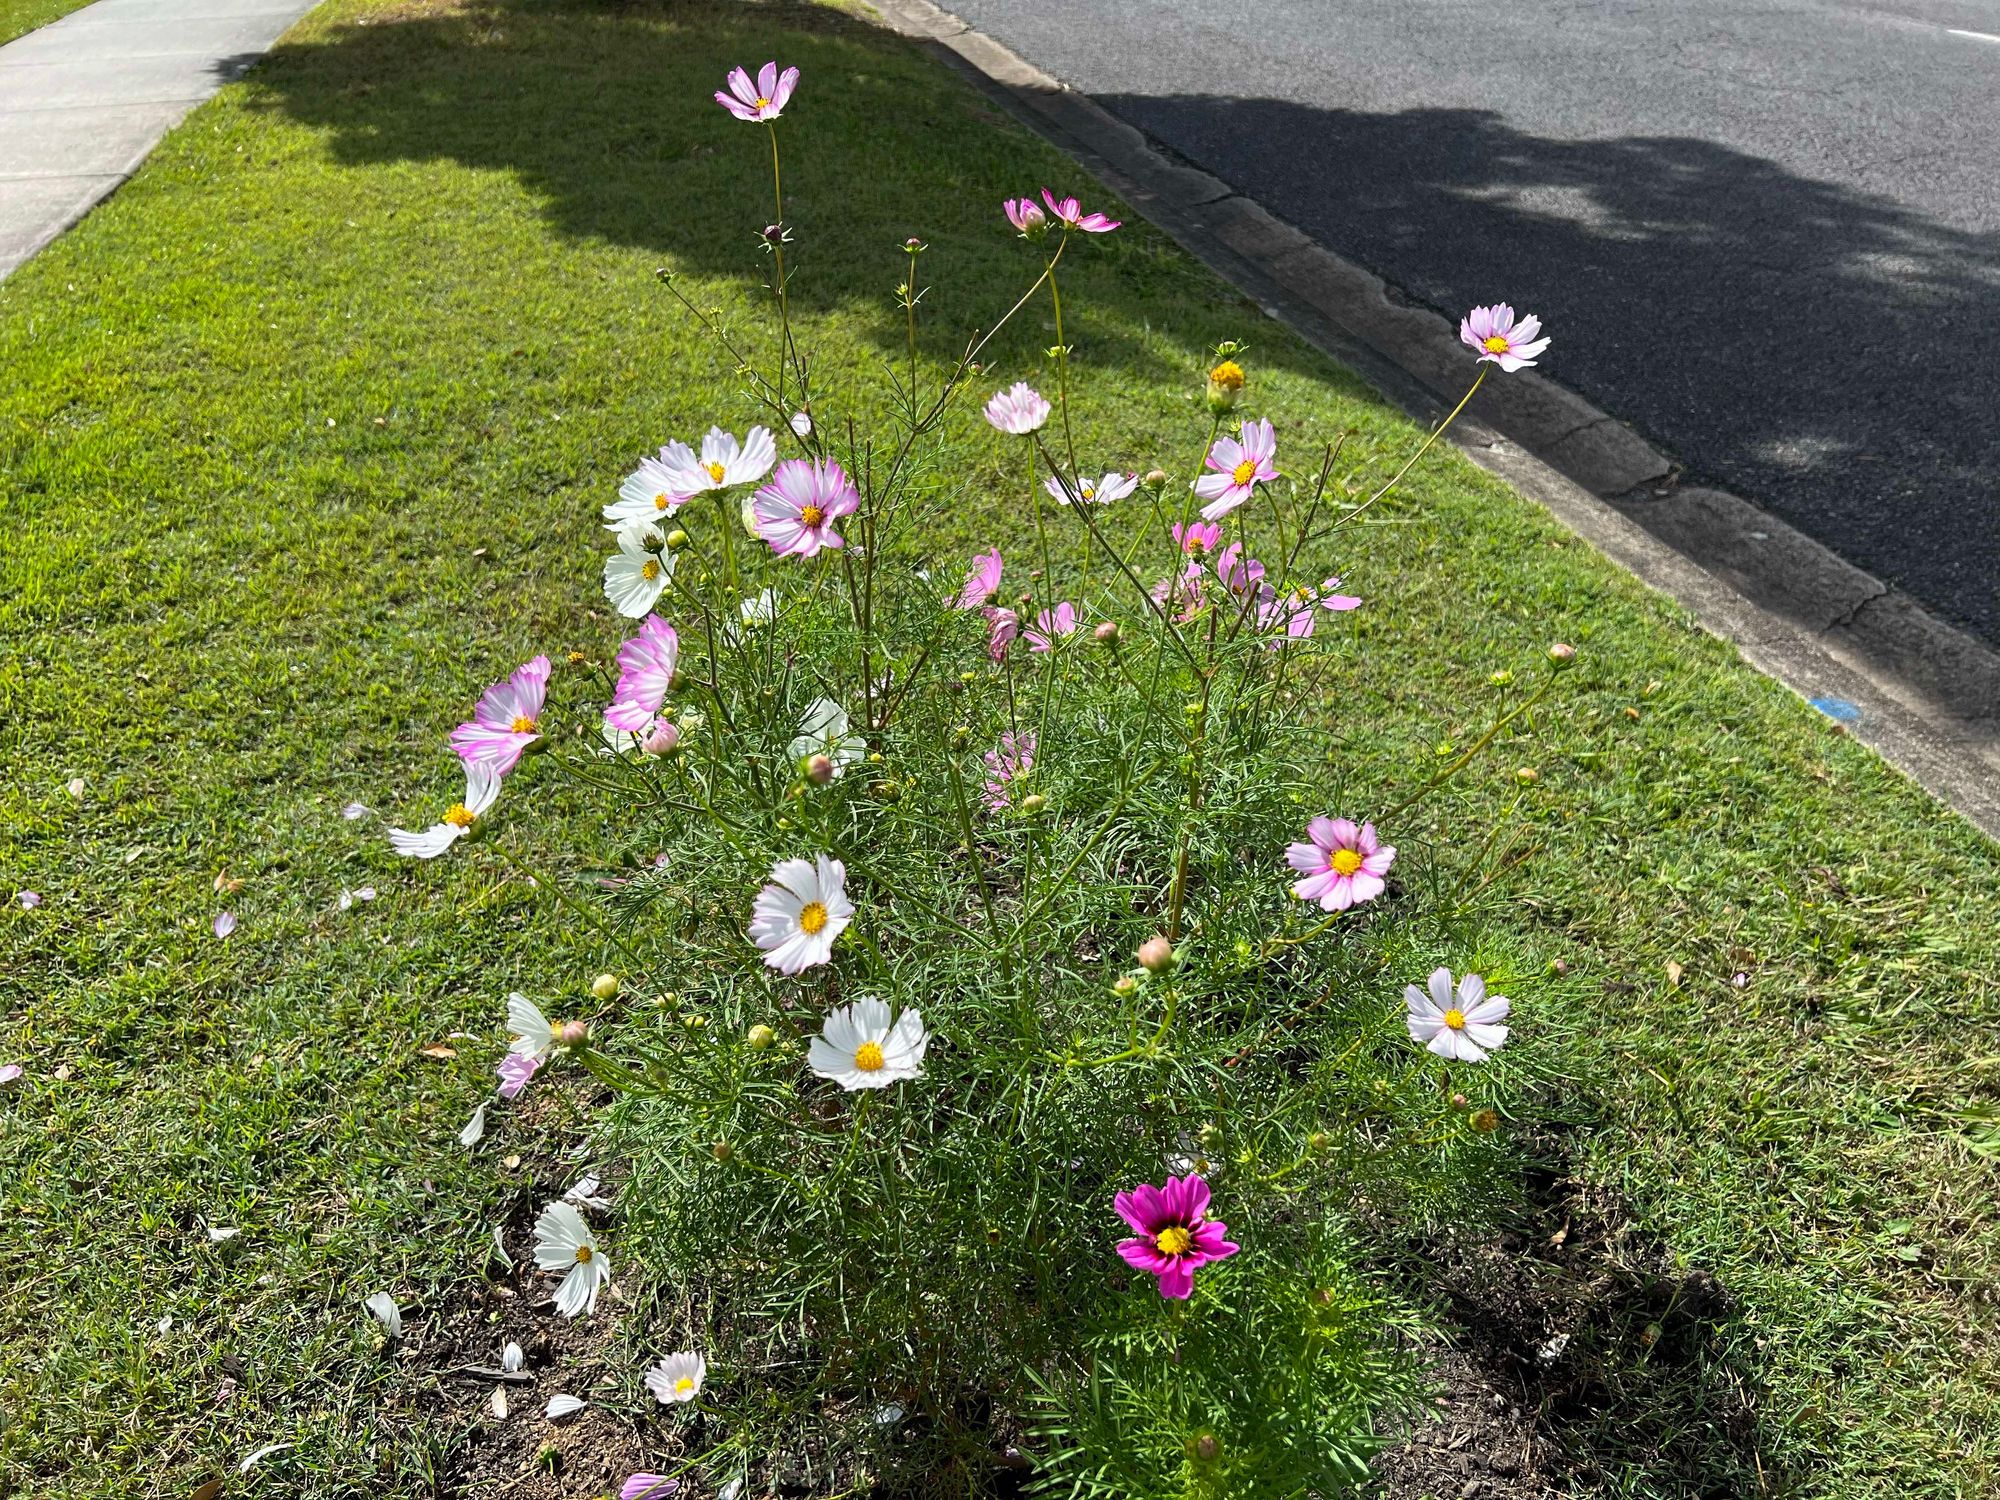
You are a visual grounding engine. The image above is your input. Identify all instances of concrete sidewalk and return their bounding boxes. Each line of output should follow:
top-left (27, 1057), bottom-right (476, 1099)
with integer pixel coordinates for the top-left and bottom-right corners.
top-left (0, 0), bottom-right (320, 279)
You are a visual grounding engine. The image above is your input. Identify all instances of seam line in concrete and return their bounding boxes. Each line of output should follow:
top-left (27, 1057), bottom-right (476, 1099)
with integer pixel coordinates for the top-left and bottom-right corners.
top-left (861, 0), bottom-right (2000, 840)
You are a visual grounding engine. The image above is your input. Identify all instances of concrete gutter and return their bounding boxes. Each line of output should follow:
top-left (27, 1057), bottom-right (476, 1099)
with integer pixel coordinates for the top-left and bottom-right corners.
top-left (864, 0), bottom-right (2000, 841)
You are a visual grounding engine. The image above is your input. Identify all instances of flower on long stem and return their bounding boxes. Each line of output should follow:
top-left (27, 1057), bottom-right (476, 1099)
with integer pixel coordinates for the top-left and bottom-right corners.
top-left (1003, 197), bottom-right (1048, 237)
top-left (984, 382), bottom-right (1050, 436)
top-left (603, 521), bottom-right (674, 618)
top-left (1192, 418), bottom-right (1278, 520)
top-left (1405, 968), bottom-right (1511, 1062)
top-left (1459, 304), bottom-right (1550, 371)
top-left (1285, 817), bottom-right (1395, 910)
top-left (644, 1351), bottom-right (707, 1405)
top-left (1040, 187), bottom-right (1120, 233)
top-left (1043, 469), bottom-right (1137, 506)
top-left (808, 997), bottom-right (928, 1090)
top-left (788, 698), bottom-right (866, 774)
top-left (752, 459), bottom-right (859, 558)
top-left (387, 761), bottom-right (501, 859)
top-left (983, 606), bottom-right (1020, 662)
top-left (981, 730), bottom-right (1035, 810)
top-left (715, 61), bottom-right (798, 122)
top-left (1258, 577), bottom-right (1361, 644)
top-left (449, 656), bottom-right (550, 775)
top-left (748, 855), bottom-right (853, 973)
top-left (1114, 1173), bottom-right (1237, 1299)
top-left (657, 426), bottom-right (777, 497)
top-left (1172, 519), bottom-right (1220, 557)
top-left (1024, 602), bottom-right (1079, 652)
top-left (532, 1200), bottom-right (609, 1317)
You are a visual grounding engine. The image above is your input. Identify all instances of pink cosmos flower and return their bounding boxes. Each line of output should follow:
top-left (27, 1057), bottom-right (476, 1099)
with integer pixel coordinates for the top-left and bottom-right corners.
top-left (1173, 520), bottom-right (1220, 557)
top-left (496, 1051), bottom-right (540, 1100)
top-left (956, 547), bottom-right (1004, 609)
top-left (1213, 541), bottom-right (1267, 601)
top-left (981, 730), bottom-right (1036, 811)
top-left (1150, 561), bottom-right (1208, 623)
top-left (1286, 817), bottom-right (1396, 911)
top-left (620, 1475), bottom-right (679, 1500)
top-left (1003, 197), bottom-right (1048, 236)
top-left (753, 459), bottom-right (859, 558)
top-left (1193, 418), bottom-right (1277, 520)
top-left (984, 381), bottom-right (1051, 436)
top-left (1460, 304), bottom-right (1550, 372)
top-left (1041, 187), bottom-right (1120, 234)
top-left (449, 655), bottom-right (552, 775)
top-left (16, 891), bottom-right (40, 910)
top-left (1043, 470), bottom-right (1138, 506)
top-left (984, 606), bottom-right (1020, 662)
top-left (715, 62), bottom-right (798, 122)
top-left (1024, 601), bottom-right (1079, 652)
top-left (1114, 1173), bottom-right (1238, 1300)
top-left (1259, 577), bottom-right (1362, 644)
top-left (604, 615), bottom-right (680, 733)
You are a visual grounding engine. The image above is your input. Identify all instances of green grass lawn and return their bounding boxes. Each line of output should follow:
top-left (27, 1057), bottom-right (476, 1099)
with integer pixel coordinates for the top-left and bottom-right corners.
top-left (3, 0), bottom-right (1997, 1495)
top-left (0, 0), bottom-right (94, 45)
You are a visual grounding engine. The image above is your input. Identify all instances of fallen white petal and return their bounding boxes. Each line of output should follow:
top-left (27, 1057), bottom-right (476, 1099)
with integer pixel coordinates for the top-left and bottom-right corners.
top-left (207, 1226), bottom-right (241, 1243)
top-left (501, 1341), bottom-right (523, 1373)
top-left (489, 1385), bottom-right (509, 1419)
top-left (239, 1442), bottom-right (293, 1473)
top-left (364, 1292), bottom-right (403, 1339)
top-left (341, 801), bottom-right (371, 820)
top-left (212, 911), bottom-right (237, 940)
top-left (490, 1225), bottom-right (513, 1270)
top-left (156, 1315), bottom-right (173, 1335)
top-left (545, 1393), bottom-right (586, 1419)
top-left (459, 1103), bottom-right (488, 1147)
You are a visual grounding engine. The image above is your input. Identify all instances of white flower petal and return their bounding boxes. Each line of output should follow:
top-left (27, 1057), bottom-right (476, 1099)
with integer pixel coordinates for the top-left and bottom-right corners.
top-left (545, 1394), bottom-right (587, 1419)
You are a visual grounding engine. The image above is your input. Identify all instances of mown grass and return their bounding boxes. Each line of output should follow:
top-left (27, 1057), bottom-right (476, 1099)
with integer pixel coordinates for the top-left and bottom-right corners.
top-left (0, 0), bottom-right (93, 45)
top-left (1, 0), bottom-right (1996, 1495)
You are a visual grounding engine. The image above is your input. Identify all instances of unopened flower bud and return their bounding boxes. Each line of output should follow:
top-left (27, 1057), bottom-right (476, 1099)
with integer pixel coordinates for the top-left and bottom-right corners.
top-left (1137, 934), bottom-right (1176, 973)
top-left (806, 753), bottom-right (835, 785)
top-left (1142, 469), bottom-right (1168, 494)
top-left (1547, 642), bottom-right (1576, 667)
top-left (590, 973), bottom-right (619, 1001)
top-left (904, 236), bottom-right (927, 253)
top-left (644, 721), bottom-right (681, 757)
top-left (556, 1019), bottom-right (590, 1048)
top-left (761, 223), bottom-right (783, 244)
top-left (1450, 1092), bottom-right (1468, 1110)
top-left (1307, 1131), bottom-right (1331, 1153)
top-left (1312, 1287), bottom-right (1334, 1306)
top-left (1020, 793), bottom-right (1047, 814)
top-left (711, 1140), bottom-right (734, 1162)
top-left (746, 1023), bottom-right (776, 1050)
top-left (741, 496), bottom-right (762, 538)
top-left (1194, 1433), bottom-right (1221, 1462)
top-left (1112, 975), bottom-right (1138, 998)
top-left (1093, 620), bottom-right (1120, 647)
top-left (665, 528), bottom-right (689, 550)
top-left (1470, 1108), bottom-right (1501, 1134)
top-left (1489, 669), bottom-right (1513, 687)
top-left (566, 650), bottom-right (588, 666)
top-left (1206, 359), bottom-right (1246, 414)
top-left (1515, 766), bottom-right (1538, 784)
top-left (790, 410), bottom-right (812, 438)
top-left (871, 780), bottom-right (902, 803)
top-left (951, 726), bottom-right (971, 751)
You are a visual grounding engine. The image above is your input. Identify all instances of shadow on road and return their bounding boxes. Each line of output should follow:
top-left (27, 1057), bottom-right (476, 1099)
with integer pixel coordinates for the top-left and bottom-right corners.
top-left (1098, 91), bottom-right (2000, 644)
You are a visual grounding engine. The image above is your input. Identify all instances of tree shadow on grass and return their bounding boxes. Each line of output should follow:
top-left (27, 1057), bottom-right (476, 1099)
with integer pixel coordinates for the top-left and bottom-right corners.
top-left (1097, 91), bottom-right (2000, 644)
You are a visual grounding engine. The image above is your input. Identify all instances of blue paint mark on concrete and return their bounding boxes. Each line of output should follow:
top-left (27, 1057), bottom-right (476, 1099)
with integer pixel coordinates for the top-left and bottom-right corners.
top-left (1809, 696), bottom-right (1864, 723)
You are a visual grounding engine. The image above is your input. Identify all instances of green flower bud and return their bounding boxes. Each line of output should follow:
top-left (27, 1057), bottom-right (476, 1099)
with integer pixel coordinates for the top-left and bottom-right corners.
top-left (590, 973), bottom-right (619, 1001)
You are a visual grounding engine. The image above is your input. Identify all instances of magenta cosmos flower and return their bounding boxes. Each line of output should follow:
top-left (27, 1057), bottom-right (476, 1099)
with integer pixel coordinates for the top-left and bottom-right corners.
top-left (1114, 1173), bottom-right (1238, 1300)
top-left (1041, 187), bottom-right (1120, 234)
top-left (604, 614), bottom-right (679, 734)
top-left (753, 459), bottom-right (859, 558)
top-left (1460, 304), bottom-right (1550, 372)
top-left (1003, 197), bottom-right (1048, 236)
top-left (449, 655), bottom-right (550, 775)
top-left (984, 381), bottom-right (1051, 436)
top-left (1287, 817), bottom-right (1395, 910)
top-left (981, 730), bottom-right (1035, 811)
top-left (1259, 576), bottom-right (1362, 644)
top-left (716, 62), bottom-right (798, 122)
top-left (1024, 601), bottom-right (1079, 651)
top-left (620, 1476), bottom-right (678, 1500)
top-left (1193, 418), bottom-right (1277, 520)
top-left (984, 605), bottom-right (1020, 662)
top-left (1173, 519), bottom-right (1220, 557)
top-left (956, 547), bottom-right (1003, 609)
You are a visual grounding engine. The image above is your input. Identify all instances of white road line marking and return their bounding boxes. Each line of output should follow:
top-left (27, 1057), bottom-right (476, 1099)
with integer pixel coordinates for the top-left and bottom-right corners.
top-left (1946, 28), bottom-right (2000, 43)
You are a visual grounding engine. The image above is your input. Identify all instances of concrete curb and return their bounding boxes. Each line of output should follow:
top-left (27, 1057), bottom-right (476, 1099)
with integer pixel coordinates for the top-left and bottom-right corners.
top-left (864, 0), bottom-right (2000, 840)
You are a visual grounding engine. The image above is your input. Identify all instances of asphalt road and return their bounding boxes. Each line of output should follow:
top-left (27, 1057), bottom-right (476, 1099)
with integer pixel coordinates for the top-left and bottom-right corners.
top-left (946, 0), bottom-right (2000, 644)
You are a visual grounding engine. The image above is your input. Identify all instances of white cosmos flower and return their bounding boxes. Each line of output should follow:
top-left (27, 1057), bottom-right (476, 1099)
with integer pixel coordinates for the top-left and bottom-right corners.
top-left (644, 1350), bottom-right (707, 1405)
top-left (741, 588), bottom-right (777, 625)
top-left (603, 521), bottom-right (675, 619)
top-left (507, 991), bottom-right (555, 1060)
top-left (387, 760), bottom-right (501, 859)
top-left (563, 1173), bottom-right (613, 1212)
top-left (748, 855), bottom-right (853, 974)
top-left (533, 1199), bottom-right (610, 1317)
top-left (658, 425), bottom-right (777, 495)
top-left (1404, 967), bottom-right (1511, 1063)
top-left (787, 698), bottom-right (866, 773)
top-left (1042, 469), bottom-right (1138, 506)
top-left (808, 997), bottom-right (928, 1090)
top-left (603, 452), bottom-right (694, 527)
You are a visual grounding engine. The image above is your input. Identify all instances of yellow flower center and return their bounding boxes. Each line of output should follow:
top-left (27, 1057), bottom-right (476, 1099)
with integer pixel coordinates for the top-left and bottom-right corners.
top-left (510, 715), bottom-right (537, 734)
top-left (443, 803), bottom-right (475, 828)
top-left (674, 1376), bottom-right (696, 1396)
top-left (853, 1040), bottom-right (886, 1072)
top-left (706, 461), bottom-right (727, 483)
top-left (641, 559), bottom-right (660, 580)
top-left (654, 492), bottom-right (671, 510)
top-left (798, 900), bottom-right (829, 934)
top-left (1080, 485), bottom-right (1095, 500)
top-left (574, 1245), bottom-right (594, 1263)
top-left (1209, 360), bottom-right (1245, 389)
top-left (1154, 1225), bottom-right (1193, 1256)
top-left (1443, 1008), bottom-right (1466, 1030)
top-left (753, 96), bottom-right (771, 109)
top-left (1483, 335), bottom-right (1511, 354)
top-left (799, 504), bottom-right (824, 528)
top-left (1231, 459), bottom-right (1257, 486)
top-left (1329, 848), bottom-right (1364, 876)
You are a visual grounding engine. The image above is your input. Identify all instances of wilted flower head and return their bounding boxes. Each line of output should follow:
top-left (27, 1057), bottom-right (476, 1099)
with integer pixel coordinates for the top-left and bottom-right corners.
top-left (808, 997), bottom-right (928, 1090)
top-left (533, 1199), bottom-right (609, 1317)
top-left (981, 730), bottom-right (1036, 811)
top-left (984, 381), bottom-right (1050, 436)
top-left (1285, 817), bottom-right (1395, 911)
top-left (1460, 304), bottom-right (1550, 372)
top-left (983, 605), bottom-right (1020, 662)
top-left (956, 547), bottom-right (1003, 609)
top-left (644, 1350), bottom-right (708, 1405)
top-left (1114, 1173), bottom-right (1238, 1299)
top-left (1043, 470), bottom-right (1138, 506)
top-left (1193, 418), bottom-right (1278, 520)
top-left (748, 855), bottom-right (853, 974)
top-left (449, 655), bottom-right (550, 775)
top-left (715, 61), bottom-right (799, 122)
top-left (1003, 197), bottom-right (1048, 237)
top-left (1406, 969), bottom-right (1512, 1062)
top-left (1040, 187), bottom-right (1120, 234)
top-left (1213, 541), bottom-right (1267, 601)
top-left (752, 459), bottom-right (859, 558)
top-left (387, 761), bottom-right (501, 859)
